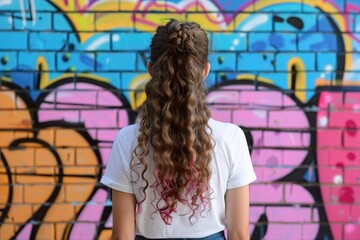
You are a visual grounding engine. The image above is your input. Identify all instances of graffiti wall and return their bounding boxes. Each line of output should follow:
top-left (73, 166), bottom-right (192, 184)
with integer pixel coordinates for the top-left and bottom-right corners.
top-left (0, 0), bottom-right (359, 239)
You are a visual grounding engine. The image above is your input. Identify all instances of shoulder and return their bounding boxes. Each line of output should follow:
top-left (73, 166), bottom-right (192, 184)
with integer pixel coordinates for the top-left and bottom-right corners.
top-left (209, 118), bottom-right (245, 140)
top-left (114, 124), bottom-right (140, 144)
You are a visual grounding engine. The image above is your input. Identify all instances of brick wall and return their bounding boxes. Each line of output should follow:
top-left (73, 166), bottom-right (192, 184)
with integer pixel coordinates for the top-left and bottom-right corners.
top-left (0, 0), bottom-right (359, 239)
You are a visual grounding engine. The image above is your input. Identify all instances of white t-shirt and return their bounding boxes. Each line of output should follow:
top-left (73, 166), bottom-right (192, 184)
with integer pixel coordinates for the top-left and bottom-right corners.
top-left (100, 118), bottom-right (256, 238)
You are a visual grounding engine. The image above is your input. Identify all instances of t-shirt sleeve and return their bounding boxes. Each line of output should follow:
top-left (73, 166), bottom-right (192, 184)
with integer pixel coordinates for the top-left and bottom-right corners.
top-left (227, 127), bottom-right (257, 189)
top-left (100, 129), bottom-right (135, 194)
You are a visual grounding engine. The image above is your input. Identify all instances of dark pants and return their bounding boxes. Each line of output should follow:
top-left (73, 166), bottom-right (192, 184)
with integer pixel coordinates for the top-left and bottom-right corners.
top-left (135, 231), bottom-right (225, 240)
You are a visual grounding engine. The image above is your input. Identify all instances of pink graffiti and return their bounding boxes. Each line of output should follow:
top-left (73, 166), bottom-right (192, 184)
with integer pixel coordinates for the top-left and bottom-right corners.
top-left (212, 0), bottom-right (254, 24)
top-left (62, 0), bottom-right (100, 12)
top-left (38, 81), bottom-right (131, 238)
top-left (345, 3), bottom-right (360, 43)
top-left (16, 224), bottom-right (32, 239)
top-left (206, 83), bottom-right (319, 239)
top-left (132, 0), bottom-right (228, 28)
top-left (317, 91), bottom-right (360, 240)
top-left (69, 189), bottom-right (108, 239)
top-left (38, 81), bottom-right (129, 165)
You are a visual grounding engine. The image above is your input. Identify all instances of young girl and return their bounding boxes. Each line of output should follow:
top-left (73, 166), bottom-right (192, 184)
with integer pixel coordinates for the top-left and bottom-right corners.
top-left (100, 19), bottom-right (256, 240)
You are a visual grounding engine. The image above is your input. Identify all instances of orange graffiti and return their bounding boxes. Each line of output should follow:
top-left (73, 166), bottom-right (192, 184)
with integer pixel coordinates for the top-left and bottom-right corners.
top-left (0, 84), bottom-right (100, 239)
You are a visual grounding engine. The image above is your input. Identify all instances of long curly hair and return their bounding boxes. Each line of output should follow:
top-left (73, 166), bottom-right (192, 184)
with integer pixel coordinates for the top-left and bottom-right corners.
top-left (131, 19), bottom-right (213, 224)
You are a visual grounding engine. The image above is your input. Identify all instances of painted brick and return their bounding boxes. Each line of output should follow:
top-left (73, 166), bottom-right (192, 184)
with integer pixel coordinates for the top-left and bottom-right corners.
top-left (356, 14), bottom-right (360, 32)
top-left (134, 13), bottom-right (186, 31)
top-left (15, 166), bottom-right (56, 184)
top-left (62, 166), bottom-right (97, 178)
top-left (19, 52), bottom-right (56, 71)
top-left (284, 183), bottom-right (317, 203)
top-left (273, 13), bottom-right (317, 32)
top-left (209, 53), bottom-right (236, 71)
top-left (11, 184), bottom-right (24, 203)
top-left (0, 0), bottom-right (29, 10)
top-left (344, 223), bottom-right (360, 239)
top-left (66, 13), bottom-right (95, 31)
top-left (255, 2), bottom-right (302, 12)
top-left (95, 13), bottom-right (134, 31)
top-left (96, 52), bottom-right (136, 71)
top-left (56, 52), bottom-right (95, 72)
top-left (53, 13), bottom-right (73, 31)
top-left (211, 0), bottom-right (255, 11)
top-left (0, 51), bottom-right (16, 70)
top-left (24, 184), bottom-right (56, 203)
top-left (75, 148), bottom-right (99, 165)
top-left (13, 12), bottom-right (51, 31)
top-left (262, 223), bottom-right (302, 238)
top-left (68, 33), bottom-right (111, 51)
top-left (317, 52), bottom-right (338, 72)
top-left (325, 204), bottom-right (351, 222)
top-left (344, 168), bottom-right (360, 184)
top-left (187, 13), bottom-right (234, 32)
top-left (14, 131), bottom-right (33, 139)
top-left (44, 203), bottom-right (76, 222)
top-left (36, 223), bottom-right (55, 240)
top-left (136, 51), bottom-right (150, 71)
top-left (55, 129), bottom-right (89, 147)
top-left (250, 183), bottom-right (283, 203)
top-left (0, 31), bottom-right (27, 50)
top-left (29, 32), bottom-right (67, 51)
top-left (6, 204), bottom-right (33, 223)
top-left (343, 129), bottom-right (360, 148)
top-left (263, 130), bottom-right (303, 148)
top-left (56, 148), bottom-right (76, 166)
top-left (65, 183), bottom-right (94, 202)
top-left (249, 32), bottom-right (297, 51)
top-left (98, 230), bottom-right (112, 239)
top-left (55, 223), bottom-right (68, 240)
top-left (233, 109), bottom-right (268, 127)
top-left (268, 110), bottom-right (308, 128)
top-left (235, 13), bottom-right (272, 32)
top-left (0, 90), bottom-right (16, 108)
top-left (0, 13), bottom-right (12, 30)
top-left (0, 223), bottom-right (15, 240)
top-left (318, 14), bottom-right (351, 31)
top-left (112, 33), bottom-right (152, 50)
top-left (1, 148), bottom-right (34, 167)
top-left (276, 53), bottom-right (315, 71)
top-left (267, 206), bottom-right (312, 222)
top-left (329, 149), bottom-right (360, 167)
top-left (238, 53), bottom-right (275, 71)
top-left (212, 33), bottom-right (247, 51)
top-left (328, 110), bottom-right (360, 128)
top-left (299, 33), bottom-right (339, 51)
top-left (317, 129), bottom-right (343, 147)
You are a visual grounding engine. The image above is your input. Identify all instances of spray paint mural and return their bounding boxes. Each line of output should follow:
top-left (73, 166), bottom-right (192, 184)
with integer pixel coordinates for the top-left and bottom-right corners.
top-left (0, 0), bottom-right (359, 239)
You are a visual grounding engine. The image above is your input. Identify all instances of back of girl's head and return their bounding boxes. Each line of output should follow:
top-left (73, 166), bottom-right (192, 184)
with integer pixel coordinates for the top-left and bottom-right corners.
top-left (133, 19), bottom-right (213, 225)
top-left (150, 19), bottom-right (209, 77)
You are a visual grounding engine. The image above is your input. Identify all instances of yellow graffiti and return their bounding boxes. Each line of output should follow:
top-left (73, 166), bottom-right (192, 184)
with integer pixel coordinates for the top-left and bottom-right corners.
top-left (287, 57), bottom-right (306, 102)
top-left (50, 0), bottom-right (232, 42)
top-left (129, 73), bottom-right (150, 110)
top-left (34, 57), bottom-right (110, 89)
top-left (236, 74), bottom-right (273, 84)
top-left (316, 79), bottom-right (360, 86)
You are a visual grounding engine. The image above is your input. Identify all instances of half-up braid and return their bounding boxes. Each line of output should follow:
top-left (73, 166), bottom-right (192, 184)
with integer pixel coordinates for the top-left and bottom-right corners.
top-left (131, 19), bottom-right (213, 224)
